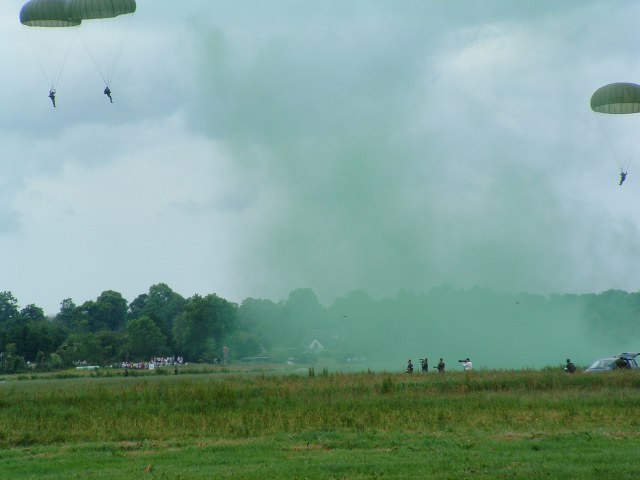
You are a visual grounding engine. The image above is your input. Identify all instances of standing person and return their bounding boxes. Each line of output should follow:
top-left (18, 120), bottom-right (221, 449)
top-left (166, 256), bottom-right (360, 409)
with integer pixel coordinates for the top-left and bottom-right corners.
top-left (461, 358), bottom-right (473, 371)
top-left (615, 356), bottom-right (629, 369)
top-left (406, 359), bottom-right (414, 373)
top-left (420, 358), bottom-right (428, 372)
top-left (436, 358), bottom-right (445, 373)
top-left (565, 359), bottom-right (576, 373)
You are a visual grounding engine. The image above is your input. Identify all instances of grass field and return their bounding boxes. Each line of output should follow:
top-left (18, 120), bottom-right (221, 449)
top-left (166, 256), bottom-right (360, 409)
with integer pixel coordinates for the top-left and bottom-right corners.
top-left (1, 367), bottom-right (640, 479)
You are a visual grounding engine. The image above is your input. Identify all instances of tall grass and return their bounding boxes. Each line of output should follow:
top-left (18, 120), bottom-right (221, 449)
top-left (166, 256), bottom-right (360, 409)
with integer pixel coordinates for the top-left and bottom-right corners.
top-left (1, 369), bottom-right (639, 447)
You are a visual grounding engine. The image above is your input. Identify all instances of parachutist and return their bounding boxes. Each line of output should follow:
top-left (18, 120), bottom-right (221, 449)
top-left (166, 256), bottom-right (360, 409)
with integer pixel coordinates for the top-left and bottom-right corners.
top-left (48, 89), bottom-right (56, 108)
top-left (620, 170), bottom-right (627, 185)
top-left (104, 86), bottom-right (113, 103)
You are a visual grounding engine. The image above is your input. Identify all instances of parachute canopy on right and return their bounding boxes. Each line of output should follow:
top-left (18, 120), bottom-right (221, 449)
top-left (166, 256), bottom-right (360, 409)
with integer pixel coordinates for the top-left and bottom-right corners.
top-left (590, 82), bottom-right (640, 114)
top-left (68, 0), bottom-right (136, 20)
top-left (68, 0), bottom-right (137, 88)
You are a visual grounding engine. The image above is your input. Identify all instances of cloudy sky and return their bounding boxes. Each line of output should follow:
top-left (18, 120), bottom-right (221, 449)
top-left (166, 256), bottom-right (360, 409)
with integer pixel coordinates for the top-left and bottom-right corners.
top-left (2, 0), bottom-right (640, 314)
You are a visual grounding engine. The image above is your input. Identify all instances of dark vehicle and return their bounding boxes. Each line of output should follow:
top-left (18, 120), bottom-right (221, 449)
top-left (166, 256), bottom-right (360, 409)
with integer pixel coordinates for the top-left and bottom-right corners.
top-left (585, 352), bottom-right (638, 372)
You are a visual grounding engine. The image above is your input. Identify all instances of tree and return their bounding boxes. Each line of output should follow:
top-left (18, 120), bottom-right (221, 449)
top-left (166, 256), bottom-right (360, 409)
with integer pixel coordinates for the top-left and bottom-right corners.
top-left (282, 288), bottom-right (327, 345)
top-left (173, 294), bottom-right (238, 362)
top-left (227, 330), bottom-right (263, 359)
top-left (64, 291), bottom-right (129, 333)
top-left (128, 283), bottom-right (186, 348)
top-left (0, 343), bottom-right (25, 373)
top-left (68, 300), bottom-right (95, 333)
top-left (54, 298), bottom-right (76, 328)
top-left (58, 333), bottom-right (103, 365)
top-left (6, 321), bottom-right (68, 362)
top-left (238, 298), bottom-right (286, 350)
top-left (0, 291), bottom-right (19, 328)
top-left (125, 316), bottom-right (167, 360)
top-left (92, 290), bottom-right (128, 331)
top-left (19, 304), bottom-right (45, 323)
top-left (95, 330), bottom-right (127, 364)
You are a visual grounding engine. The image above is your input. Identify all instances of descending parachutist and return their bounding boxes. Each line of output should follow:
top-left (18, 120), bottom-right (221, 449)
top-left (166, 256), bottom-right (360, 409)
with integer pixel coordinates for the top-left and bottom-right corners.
top-left (48, 88), bottom-right (56, 108)
top-left (620, 170), bottom-right (627, 186)
top-left (104, 86), bottom-right (113, 103)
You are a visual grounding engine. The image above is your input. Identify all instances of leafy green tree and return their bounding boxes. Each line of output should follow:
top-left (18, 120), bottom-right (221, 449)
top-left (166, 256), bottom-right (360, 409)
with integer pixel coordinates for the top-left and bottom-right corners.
top-left (128, 283), bottom-right (186, 349)
top-left (65, 291), bottom-right (128, 333)
top-left (125, 316), bottom-right (168, 360)
top-left (48, 352), bottom-right (65, 369)
top-left (58, 333), bottom-right (103, 365)
top-left (173, 294), bottom-right (237, 362)
top-left (585, 289), bottom-right (638, 343)
top-left (282, 288), bottom-right (327, 346)
top-left (0, 291), bottom-right (19, 328)
top-left (1, 343), bottom-right (25, 373)
top-left (92, 290), bottom-right (128, 331)
top-left (68, 301), bottom-right (95, 333)
top-left (238, 298), bottom-right (286, 350)
top-left (54, 298), bottom-right (77, 328)
top-left (19, 304), bottom-right (46, 323)
top-left (6, 321), bottom-right (68, 362)
top-left (227, 330), bottom-right (263, 359)
top-left (95, 330), bottom-right (128, 364)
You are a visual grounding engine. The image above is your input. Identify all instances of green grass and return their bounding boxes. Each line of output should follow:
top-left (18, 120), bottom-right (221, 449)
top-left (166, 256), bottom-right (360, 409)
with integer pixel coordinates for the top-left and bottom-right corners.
top-left (1, 369), bottom-right (640, 478)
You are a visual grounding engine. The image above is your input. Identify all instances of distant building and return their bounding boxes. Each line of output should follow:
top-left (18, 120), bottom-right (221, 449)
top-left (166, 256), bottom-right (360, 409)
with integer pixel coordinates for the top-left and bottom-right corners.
top-left (308, 339), bottom-right (325, 353)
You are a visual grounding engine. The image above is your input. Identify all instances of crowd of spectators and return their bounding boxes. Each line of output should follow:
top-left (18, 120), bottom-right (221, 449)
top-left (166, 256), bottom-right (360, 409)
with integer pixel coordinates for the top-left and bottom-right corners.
top-left (120, 356), bottom-right (185, 370)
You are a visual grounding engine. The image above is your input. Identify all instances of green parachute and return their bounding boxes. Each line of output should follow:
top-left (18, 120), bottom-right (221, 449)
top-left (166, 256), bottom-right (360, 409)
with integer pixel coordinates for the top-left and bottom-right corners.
top-left (591, 82), bottom-right (640, 176)
top-left (591, 82), bottom-right (640, 114)
top-left (20, 0), bottom-right (136, 103)
top-left (20, 0), bottom-right (80, 92)
top-left (68, 0), bottom-right (137, 89)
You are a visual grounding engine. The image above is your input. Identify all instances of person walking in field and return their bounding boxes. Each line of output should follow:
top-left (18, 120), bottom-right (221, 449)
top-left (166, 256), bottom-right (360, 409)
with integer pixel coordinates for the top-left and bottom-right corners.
top-left (406, 359), bottom-right (414, 373)
top-left (565, 359), bottom-right (576, 373)
top-left (420, 358), bottom-right (428, 372)
top-left (436, 358), bottom-right (445, 373)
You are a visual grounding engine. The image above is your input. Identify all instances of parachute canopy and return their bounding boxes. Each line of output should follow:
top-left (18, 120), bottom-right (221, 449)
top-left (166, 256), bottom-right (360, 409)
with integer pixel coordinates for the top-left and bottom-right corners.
top-left (20, 0), bottom-right (81, 91)
top-left (591, 82), bottom-right (640, 173)
top-left (20, 0), bottom-right (80, 27)
top-left (68, 0), bottom-right (136, 20)
top-left (68, 0), bottom-right (137, 87)
top-left (590, 82), bottom-right (640, 114)
top-left (20, 0), bottom-right (136, 94)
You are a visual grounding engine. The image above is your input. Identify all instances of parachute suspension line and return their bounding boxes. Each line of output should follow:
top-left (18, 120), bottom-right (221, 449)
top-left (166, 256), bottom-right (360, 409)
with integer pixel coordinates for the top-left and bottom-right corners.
top-left (594, 114), bottom-right (627, 173)
top-left (595, 113), bottom-right (639, 174)
top-left (79, 12), bottom-right (135, 88)
top-left (53, 27), bottom-right (79, 90)
top-left (624, 137), bottom-right (640, 173)
top-left (22, 26), bottom-right (78, 91)
top-left (107, 12), bottom-right (134, 87)
top-left (21, 26), bottom-right (54, 90)
top-left (20, 0), bottom-right (82, 93)
top-left (80, 33), bottom-right (108, 86)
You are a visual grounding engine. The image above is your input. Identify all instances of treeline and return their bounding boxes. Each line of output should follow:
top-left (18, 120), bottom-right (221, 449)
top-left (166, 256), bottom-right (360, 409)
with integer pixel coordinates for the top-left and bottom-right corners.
top-left (0, 284), bottom-right (639, 372)
top-left (0, 285), bottom-right (338, 373)
top-left (0, 284), bottom-right (245, 372)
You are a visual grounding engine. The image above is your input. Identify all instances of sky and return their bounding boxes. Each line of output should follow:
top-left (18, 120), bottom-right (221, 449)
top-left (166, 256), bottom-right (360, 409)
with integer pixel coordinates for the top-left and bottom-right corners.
top-left (3, 1), bottom-right (640, 315)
